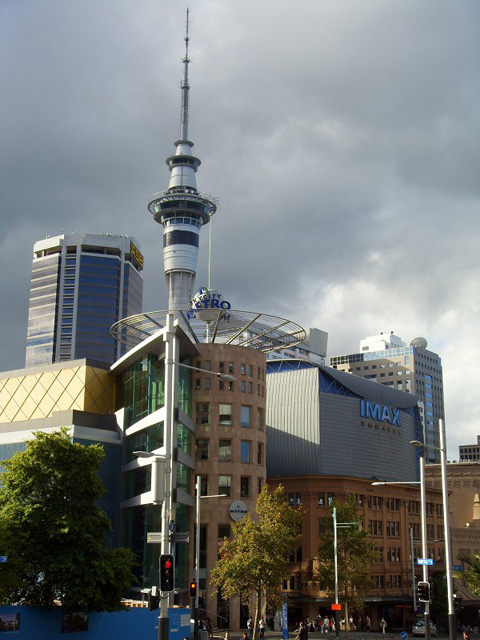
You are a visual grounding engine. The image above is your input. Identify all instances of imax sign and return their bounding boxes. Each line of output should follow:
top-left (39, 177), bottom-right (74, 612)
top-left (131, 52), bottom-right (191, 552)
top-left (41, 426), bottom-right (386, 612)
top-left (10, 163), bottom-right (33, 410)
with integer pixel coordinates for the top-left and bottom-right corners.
top-left (360, 399), bottom-right (401, 426)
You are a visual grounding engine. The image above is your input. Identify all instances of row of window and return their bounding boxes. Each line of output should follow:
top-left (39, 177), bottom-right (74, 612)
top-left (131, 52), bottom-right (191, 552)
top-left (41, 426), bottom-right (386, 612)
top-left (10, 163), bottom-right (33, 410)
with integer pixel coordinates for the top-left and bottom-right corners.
top-left (373, 575), bottom-right (402, 589)
top-left (195, 360), bottom-right (265, 380)
top-left (197, 474), bottom-right (263, 499)
top-left (196, 403), bottom-right (263, 428)
top-left (195, 438), bottom-right (263, 465)
top-left (195, 377), bottom-right (264, 396)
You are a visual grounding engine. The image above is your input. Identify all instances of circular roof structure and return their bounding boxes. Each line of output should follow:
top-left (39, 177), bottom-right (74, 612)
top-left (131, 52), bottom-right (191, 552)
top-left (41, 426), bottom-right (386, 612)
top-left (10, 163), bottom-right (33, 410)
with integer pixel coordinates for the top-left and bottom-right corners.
top-left (111, 309), bottom-right (306, 354)
top-left (410, 336), bottom-right (428, 349)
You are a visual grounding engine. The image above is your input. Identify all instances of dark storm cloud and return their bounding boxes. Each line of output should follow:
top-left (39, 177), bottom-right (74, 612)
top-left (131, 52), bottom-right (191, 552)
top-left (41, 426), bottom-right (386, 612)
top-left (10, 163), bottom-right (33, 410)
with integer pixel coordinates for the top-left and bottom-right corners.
top-left (1, 0), bottom-right (479, 453)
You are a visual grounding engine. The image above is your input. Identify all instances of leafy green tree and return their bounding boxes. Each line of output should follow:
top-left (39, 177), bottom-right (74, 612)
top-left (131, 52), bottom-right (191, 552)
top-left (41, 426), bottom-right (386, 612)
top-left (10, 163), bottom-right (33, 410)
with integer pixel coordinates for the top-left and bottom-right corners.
top-left (456, 553), bottom-right (480, 596)
top-left (0, 429), bottom-right (136, 611)
top-left (210, 484), bottom-right (303, 640)
top-left (317, 497), bottom-right (377, 631)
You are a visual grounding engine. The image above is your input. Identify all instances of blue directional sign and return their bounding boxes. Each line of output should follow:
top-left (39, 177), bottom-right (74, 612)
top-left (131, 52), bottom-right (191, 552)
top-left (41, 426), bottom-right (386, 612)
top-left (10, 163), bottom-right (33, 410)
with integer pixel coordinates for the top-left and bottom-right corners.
top-left (0, 556), bottom-right (7, 563)
top-left (451, 565), bottom-right (464, 571)
top-left (417, 558), bottom-right (434, 566)
top-left (400, 632), bottom-right (409, 640)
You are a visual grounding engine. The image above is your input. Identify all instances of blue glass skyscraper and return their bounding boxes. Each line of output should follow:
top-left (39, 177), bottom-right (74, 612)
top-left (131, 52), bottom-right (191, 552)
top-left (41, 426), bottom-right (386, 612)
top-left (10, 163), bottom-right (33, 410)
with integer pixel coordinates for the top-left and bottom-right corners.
top-left (25, 232), bottom-right (143, 367)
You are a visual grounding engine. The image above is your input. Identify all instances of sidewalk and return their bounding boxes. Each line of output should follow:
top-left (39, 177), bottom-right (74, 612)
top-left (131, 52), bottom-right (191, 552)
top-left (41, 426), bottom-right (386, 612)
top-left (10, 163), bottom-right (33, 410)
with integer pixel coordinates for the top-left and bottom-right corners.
top-left (218, 632), bottom-right (454, 640)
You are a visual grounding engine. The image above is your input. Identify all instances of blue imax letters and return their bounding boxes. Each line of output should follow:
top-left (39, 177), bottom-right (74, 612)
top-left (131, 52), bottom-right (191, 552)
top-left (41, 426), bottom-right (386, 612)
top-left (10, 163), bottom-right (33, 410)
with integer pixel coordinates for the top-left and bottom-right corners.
top-left (360, 399), bottom-right (401, 426)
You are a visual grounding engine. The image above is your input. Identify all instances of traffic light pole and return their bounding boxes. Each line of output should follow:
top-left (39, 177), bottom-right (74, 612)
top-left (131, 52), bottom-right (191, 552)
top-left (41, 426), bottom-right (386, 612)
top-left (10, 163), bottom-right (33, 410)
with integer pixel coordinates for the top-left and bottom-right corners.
top-left (159, 312), bottom-right (177, 640)
top-left (420, 456), bottom-right (431, 640)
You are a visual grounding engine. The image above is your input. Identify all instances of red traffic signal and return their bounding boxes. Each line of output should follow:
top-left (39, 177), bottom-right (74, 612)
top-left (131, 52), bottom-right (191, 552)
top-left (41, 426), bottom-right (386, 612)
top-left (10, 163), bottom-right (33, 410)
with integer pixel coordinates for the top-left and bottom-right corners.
top-left (417, 581), bottom-right (430, 603)
top-left (160, 554), bottom-right (175, 592)
top-left (189, 580), bottom-right (197, 598)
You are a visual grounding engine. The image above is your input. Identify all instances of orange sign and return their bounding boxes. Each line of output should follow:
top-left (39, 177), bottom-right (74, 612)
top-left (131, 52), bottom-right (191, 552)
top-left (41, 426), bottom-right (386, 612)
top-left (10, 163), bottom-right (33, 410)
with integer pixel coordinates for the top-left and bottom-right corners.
top-left (331, 604), bottom-right (341, 611)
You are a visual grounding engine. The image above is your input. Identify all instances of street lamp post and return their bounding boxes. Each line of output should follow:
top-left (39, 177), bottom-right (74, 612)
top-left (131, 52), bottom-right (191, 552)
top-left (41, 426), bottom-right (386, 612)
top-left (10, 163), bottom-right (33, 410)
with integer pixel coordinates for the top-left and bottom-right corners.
top-left (411, 418), bottom-right (455, 640)
top-left (194, 476), bottom-right (227, 636)
top-left (332, 507), bottom-right (360, 638)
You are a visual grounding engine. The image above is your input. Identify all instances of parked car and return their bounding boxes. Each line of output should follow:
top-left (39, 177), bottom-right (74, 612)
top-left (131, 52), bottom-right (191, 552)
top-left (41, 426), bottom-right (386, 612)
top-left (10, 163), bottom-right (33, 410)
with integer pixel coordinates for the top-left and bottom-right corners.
top-left (413, 620), bottom-right (437, 637)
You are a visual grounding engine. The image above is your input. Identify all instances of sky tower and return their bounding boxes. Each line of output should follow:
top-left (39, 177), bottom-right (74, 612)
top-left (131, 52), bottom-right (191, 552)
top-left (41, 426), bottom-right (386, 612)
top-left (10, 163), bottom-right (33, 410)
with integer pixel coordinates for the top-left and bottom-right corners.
top-left (148, 10), bottom-right (217, 311)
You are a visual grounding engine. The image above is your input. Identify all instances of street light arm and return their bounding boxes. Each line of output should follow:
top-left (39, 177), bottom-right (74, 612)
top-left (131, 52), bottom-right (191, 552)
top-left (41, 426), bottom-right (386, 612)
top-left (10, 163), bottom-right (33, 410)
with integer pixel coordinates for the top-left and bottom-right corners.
top-left (165, 360), bottom-right (237, 382)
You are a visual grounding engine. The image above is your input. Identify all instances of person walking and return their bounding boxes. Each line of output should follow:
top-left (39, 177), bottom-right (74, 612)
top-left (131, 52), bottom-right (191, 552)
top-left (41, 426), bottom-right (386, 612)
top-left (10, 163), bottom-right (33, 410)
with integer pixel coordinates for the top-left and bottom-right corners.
top-left (380, 618), bottom-right (387, 635)
top-left (259, 618), bottom-right (266, 638)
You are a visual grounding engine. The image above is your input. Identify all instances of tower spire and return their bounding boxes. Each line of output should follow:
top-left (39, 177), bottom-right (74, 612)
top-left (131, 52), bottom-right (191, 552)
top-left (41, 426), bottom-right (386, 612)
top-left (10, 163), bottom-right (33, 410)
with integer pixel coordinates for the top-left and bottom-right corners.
top-left (180, 8), bottom-right (190, 142)
top-left (148, 10), bottom-right (217, 312)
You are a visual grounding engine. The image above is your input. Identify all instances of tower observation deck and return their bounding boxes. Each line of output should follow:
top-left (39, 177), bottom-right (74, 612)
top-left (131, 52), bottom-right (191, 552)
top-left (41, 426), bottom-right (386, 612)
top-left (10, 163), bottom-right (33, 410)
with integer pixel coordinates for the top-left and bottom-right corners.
top-left (148, 9), bottom-right (217, 311)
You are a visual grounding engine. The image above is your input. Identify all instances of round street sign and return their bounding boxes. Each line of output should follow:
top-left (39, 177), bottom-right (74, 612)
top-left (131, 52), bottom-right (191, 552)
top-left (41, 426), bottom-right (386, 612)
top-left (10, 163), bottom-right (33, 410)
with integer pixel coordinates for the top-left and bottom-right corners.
top-left (400, 632), bottom-right (408, 640)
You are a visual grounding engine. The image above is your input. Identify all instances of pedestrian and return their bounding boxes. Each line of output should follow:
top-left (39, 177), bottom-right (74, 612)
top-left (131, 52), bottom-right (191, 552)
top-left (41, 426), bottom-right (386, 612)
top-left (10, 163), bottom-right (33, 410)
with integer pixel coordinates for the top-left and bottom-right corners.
top-left (297, 621), bottom-right (308, 640)
top-left (323, 616), bottom-right (329, 635)
top-left (247, 617), bottom-right (254, 640)
top-left (259, 617), bottom-right (266, 638)
top-left (224, 634), bottom-right (230, 640)
top-left (381, 618), bottom-right (387, 635)
top-left (365, 616), bottom-right (371, 632)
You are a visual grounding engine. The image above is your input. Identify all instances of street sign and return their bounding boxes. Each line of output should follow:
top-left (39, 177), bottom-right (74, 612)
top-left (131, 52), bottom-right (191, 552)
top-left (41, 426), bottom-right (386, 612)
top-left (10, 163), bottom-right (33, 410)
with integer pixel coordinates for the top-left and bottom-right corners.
top-left (400, 632), bottom-right (408, 640)
top-left (451, 565), bottom-right (464, 571)
top-left (0, 556), bottom-right (7, 563)
top-left (417, 558), bottom-right (434, 565)
top-left (147, 532), bottom-right (162, 544)
top-left (331, 604), bottom-right (341, 611)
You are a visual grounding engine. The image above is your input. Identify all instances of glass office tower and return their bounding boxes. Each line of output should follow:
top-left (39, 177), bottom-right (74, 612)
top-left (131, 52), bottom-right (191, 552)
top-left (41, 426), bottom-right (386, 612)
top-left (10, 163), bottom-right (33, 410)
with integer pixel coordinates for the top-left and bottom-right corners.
top-left (25, 233), bottom-right (143, 367)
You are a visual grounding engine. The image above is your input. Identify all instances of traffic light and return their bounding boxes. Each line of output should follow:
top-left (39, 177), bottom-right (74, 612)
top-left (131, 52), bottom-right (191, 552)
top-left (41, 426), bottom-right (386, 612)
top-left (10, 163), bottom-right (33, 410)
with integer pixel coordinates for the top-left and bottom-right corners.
top-left (160, 554), bottom-right (175, 592)
top-left (417, 581), bottom-right (430, 603)
top-left (454, 594), bottom-right (463, 612)
top-left (148, 586), bottom-right (159, 611)
top-left (189, 580), bottom-right (197, 598)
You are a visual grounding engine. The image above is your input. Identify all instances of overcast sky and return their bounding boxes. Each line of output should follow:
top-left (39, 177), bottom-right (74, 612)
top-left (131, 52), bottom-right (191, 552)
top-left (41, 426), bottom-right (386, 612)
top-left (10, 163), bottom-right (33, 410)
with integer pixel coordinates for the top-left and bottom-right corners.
top-left (1, 0), bottom-right (479, 457)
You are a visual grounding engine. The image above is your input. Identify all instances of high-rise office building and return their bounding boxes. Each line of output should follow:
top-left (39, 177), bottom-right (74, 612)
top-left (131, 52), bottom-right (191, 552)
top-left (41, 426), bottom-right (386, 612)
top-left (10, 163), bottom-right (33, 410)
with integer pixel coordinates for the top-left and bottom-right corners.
top-left (330, 332), bottom-right (445, 462)
top-left (25, 233), bottom-right (143, 368)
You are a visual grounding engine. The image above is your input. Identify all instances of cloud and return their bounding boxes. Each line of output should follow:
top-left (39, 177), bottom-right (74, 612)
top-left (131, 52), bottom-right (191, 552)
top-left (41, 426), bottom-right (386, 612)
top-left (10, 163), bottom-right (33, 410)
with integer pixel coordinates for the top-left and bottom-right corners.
top-left (1, 0), bottom-right (478, 456)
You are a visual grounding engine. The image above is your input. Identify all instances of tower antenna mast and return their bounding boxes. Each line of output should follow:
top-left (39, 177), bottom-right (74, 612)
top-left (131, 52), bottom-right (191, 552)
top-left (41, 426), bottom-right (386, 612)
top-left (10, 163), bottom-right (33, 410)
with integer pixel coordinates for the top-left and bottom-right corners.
top-left (180, 8), bottom-right (190, 142)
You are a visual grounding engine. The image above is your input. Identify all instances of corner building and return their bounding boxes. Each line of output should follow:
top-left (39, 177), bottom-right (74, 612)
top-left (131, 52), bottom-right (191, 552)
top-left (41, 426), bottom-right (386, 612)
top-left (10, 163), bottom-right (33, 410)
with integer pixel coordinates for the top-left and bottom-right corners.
top-left (191, 343), bottom-right (267, 628)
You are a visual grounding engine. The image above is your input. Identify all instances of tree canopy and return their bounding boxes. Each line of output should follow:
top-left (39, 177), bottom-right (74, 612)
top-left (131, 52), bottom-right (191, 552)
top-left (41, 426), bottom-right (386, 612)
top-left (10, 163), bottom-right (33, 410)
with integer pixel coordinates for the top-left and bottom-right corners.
top-left (317, 497), bottom-right (377, 627)
top-left (0, 428), bottom-right (136, 611)
top-left (210, 484), bottom-right (303, 640)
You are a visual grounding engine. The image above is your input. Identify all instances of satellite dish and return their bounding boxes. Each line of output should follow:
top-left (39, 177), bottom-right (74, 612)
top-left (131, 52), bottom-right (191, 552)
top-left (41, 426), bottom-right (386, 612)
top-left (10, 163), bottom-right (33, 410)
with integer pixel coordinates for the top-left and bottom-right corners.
top-left (410, 337), bottom-right (428, 349)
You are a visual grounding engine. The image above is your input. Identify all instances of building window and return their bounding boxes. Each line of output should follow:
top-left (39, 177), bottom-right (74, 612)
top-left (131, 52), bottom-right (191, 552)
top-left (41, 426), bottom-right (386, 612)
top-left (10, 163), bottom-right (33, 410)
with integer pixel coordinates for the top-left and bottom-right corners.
top-left (240, 476), bottom-right (251, 498)
top-left (218, 439), bottom-right (232, 461)
top-left (228, 362), bottom-right (234, 374)
top-left (196, 403), bottom-right (210, 425)
top-left (368, 520), bottom-right (383, 536)
top-left (257, 408), bottom-right (263, 429)
top-left (241, 381), bottom-right (245, 393)
top-left (257, 442), bottom-right (263, 465)
top-left (200, 475), bottom-right (209, 496)
top-left (317, 492), bottom-right (325, 506)
top-left (204, 377), bottom-right (211, 390)
top-left (257, 478), bottom-right (262, 495)
top-left (373, 575), bottom-right (384, 589)
top-left (219, 404), bottom-right (232, 425)
top-left (386, 521), bottom-right (400, 537)
top-left (248, 364), bottom-right (253, 376)
top-left (327, 492), bottom-right (335, 506)
top-left (387, 547), bottom-right (401, 562)
top-left (241, 405), bottom-right (251, 427)
top-left (241, 440), bottom-right (251, 463)
top-left (240, 363), bottom-right (246, 375)
top-left (218, 475), bottom-right (231, 497)
top-left (195, 438), bottom-right (209, 460)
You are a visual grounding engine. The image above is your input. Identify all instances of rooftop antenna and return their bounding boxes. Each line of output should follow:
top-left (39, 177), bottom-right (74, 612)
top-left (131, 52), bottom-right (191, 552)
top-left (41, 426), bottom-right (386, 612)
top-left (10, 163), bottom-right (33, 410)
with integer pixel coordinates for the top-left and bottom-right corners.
top-left (180, 8), bottom-right (190, 142)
